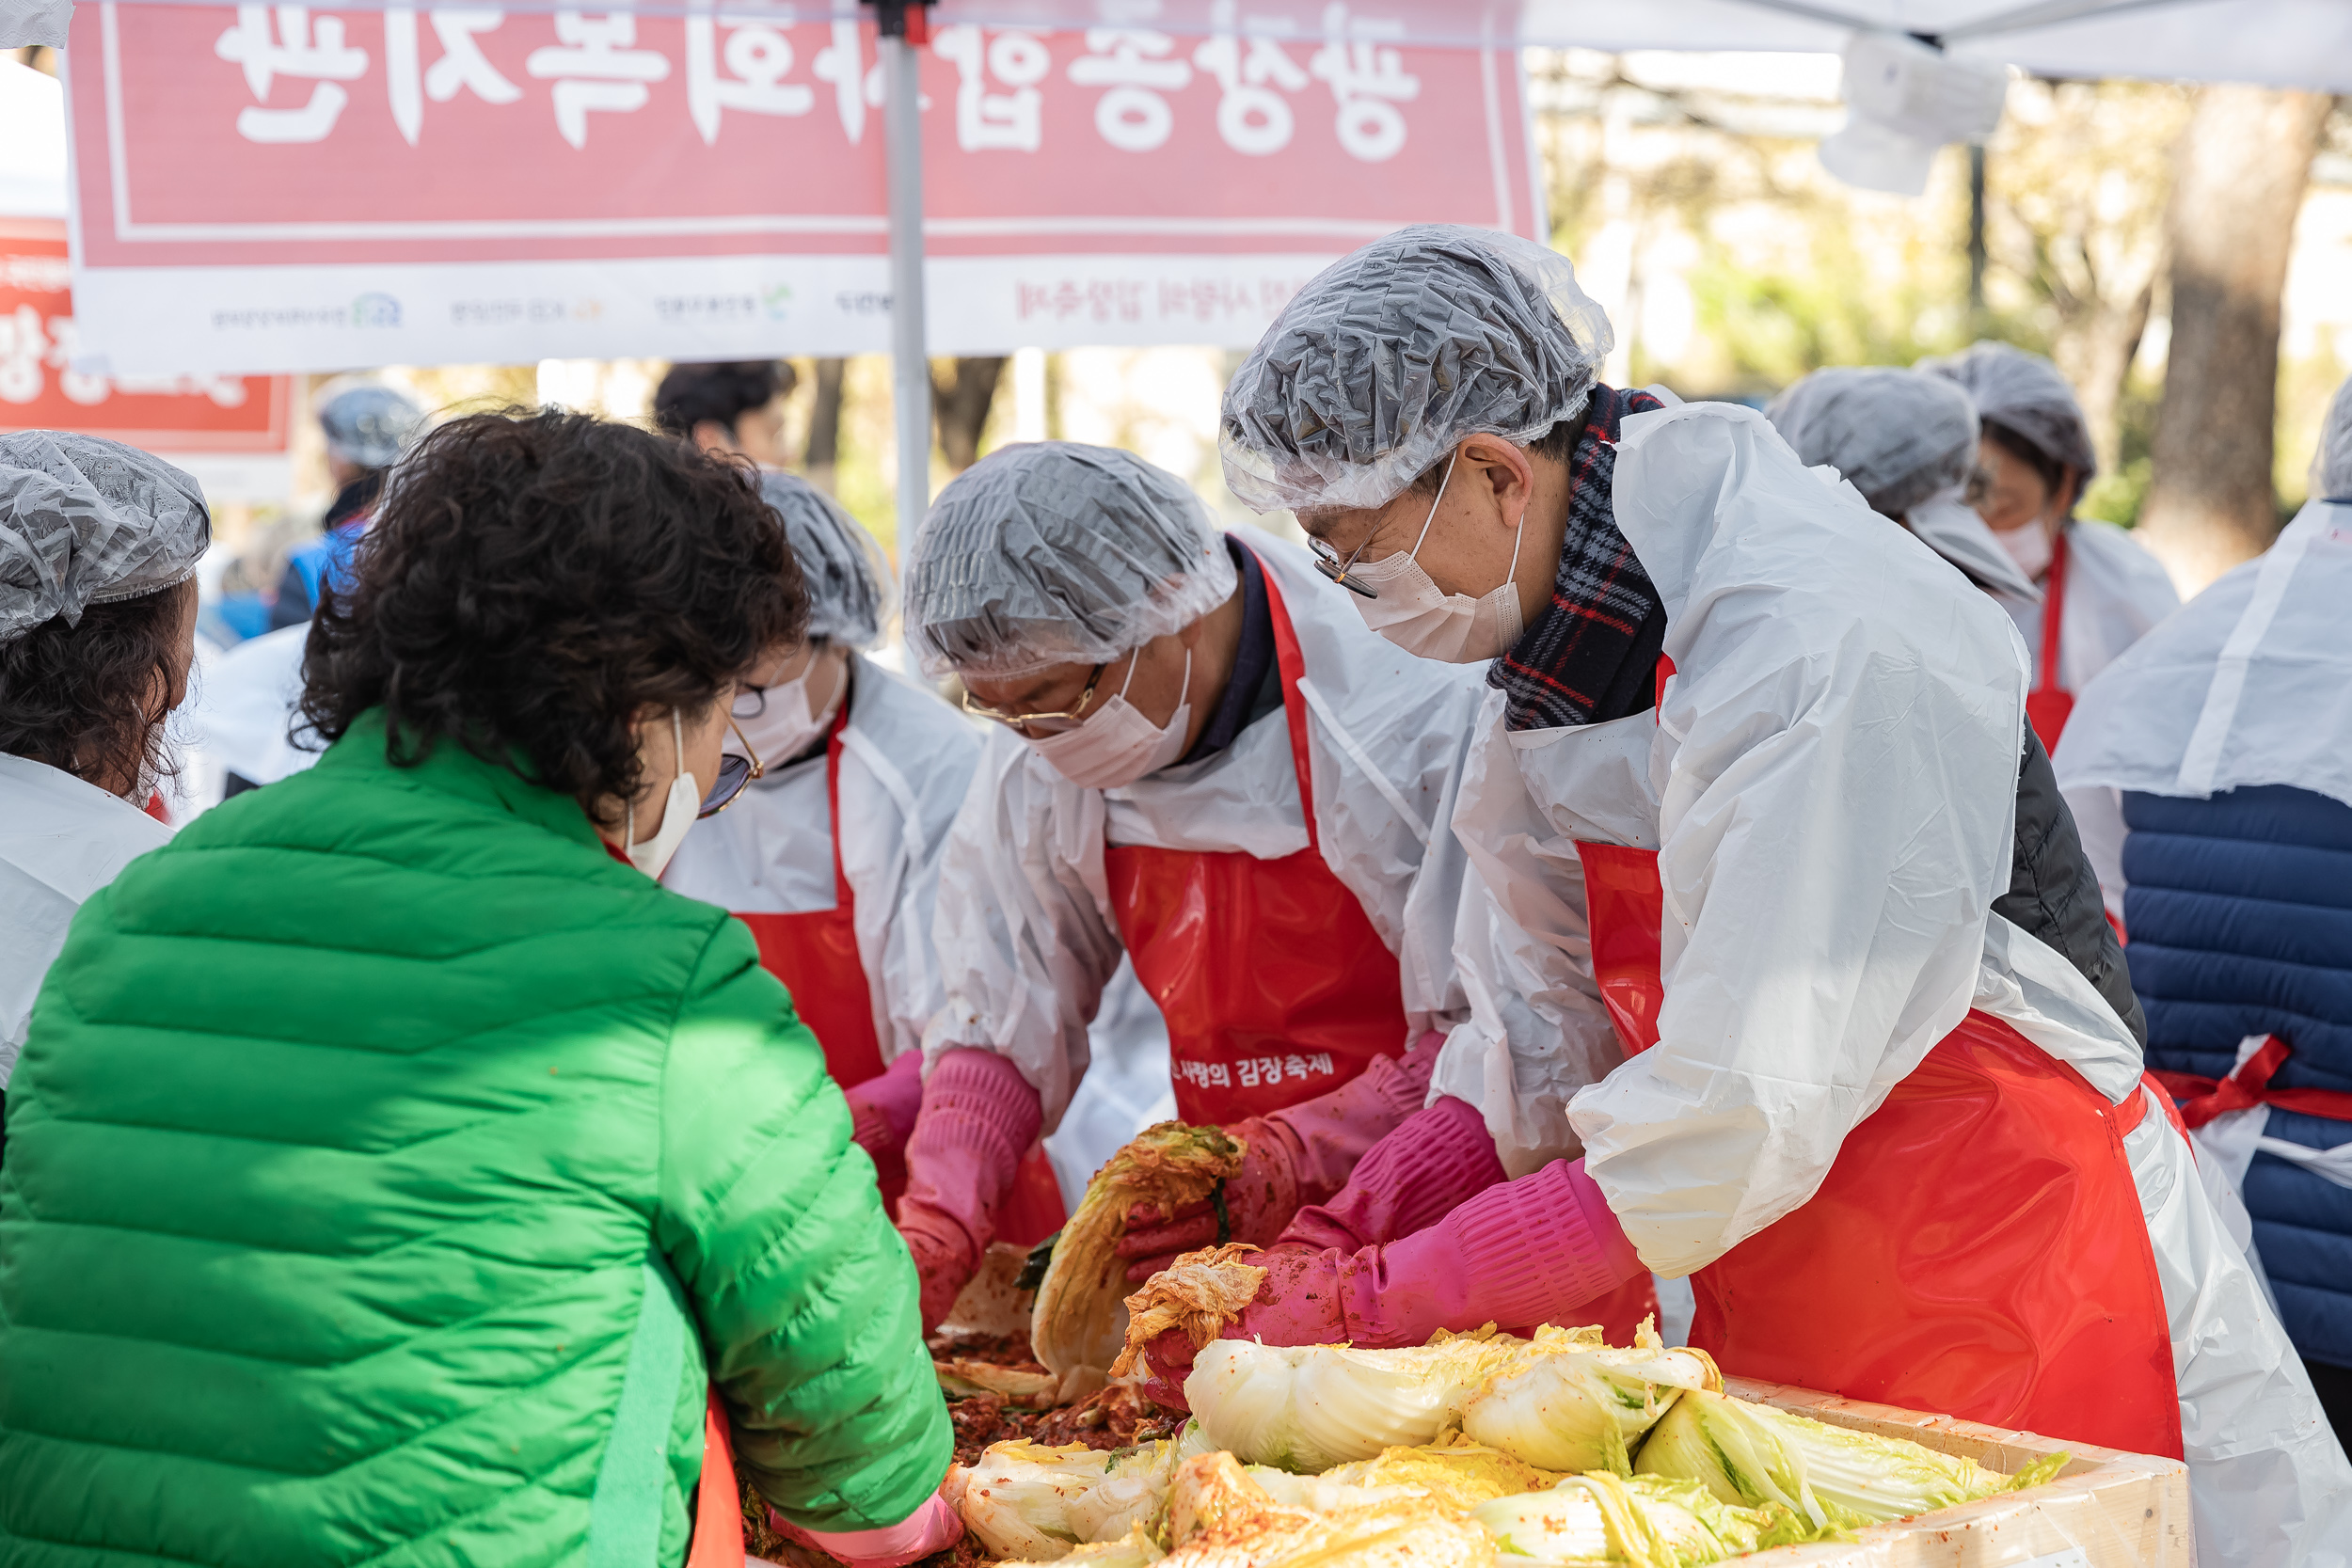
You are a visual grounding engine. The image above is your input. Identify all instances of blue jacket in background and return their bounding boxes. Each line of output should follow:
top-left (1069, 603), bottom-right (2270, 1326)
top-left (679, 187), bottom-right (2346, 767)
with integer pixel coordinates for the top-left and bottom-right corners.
top-left (2125, 784), bottom-right (2352, 1368)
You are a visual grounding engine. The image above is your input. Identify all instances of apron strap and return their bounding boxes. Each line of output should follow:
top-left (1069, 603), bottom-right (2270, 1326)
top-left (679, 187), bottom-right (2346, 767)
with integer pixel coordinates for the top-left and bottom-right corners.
top-left (822, 682), bottom-right (855, 911)
top-left (1242, 543), bottom-right (1322, 857)
top-left (2035, 524), bottom-right (2069, 698)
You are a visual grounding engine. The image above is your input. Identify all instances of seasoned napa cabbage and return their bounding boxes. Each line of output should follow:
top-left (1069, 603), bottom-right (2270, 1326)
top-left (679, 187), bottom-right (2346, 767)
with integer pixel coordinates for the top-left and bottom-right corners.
top-left (1183, 1327), bottom-right (1534, 1472)
top-left (1460, 1336), bottom-right (1720, 1474)
top-left (1032, 1123), bottom-right (1246, 1384)
top-left (1471, 1470), bottom-right (1835, 1565)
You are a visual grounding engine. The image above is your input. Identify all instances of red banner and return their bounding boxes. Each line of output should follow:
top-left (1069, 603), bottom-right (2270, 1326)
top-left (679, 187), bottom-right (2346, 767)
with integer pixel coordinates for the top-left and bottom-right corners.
top-left (63, 4), bottom-right (1541, 373)
top-left (0, 217), bottom-right (290, 448)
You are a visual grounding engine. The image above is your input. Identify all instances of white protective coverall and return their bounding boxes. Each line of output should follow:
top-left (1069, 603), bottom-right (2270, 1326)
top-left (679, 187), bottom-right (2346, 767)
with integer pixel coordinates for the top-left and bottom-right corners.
top-left (2001, 518), bottom-right (2181, 914)
top-left (0, 752), bottom-right (172, 1086)
top-left (664, 650), bottom-right (1170, 1194)
top-left (1448, 402), bottom-right (2350, 1567)
top-left (923, 532), bottom-right (1509, 1133)
top-left (178, 623), bottom-right (317, 814)
top-left (666, 650), bottom-right (977, 1069)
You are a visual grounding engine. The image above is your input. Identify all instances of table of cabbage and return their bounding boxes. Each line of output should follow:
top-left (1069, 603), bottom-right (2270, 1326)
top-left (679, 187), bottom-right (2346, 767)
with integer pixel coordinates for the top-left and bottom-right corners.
top-left (873, 1123), bottom-right (2154, 1568)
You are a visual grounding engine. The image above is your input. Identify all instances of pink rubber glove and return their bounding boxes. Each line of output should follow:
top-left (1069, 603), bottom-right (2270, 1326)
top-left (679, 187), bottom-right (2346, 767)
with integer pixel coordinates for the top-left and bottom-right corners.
top-left (771, 1492), bottom-right (962, 1568)
top-left (897, 1048), bottom-right (1043, 1334)
top-left (1279, 1092), bottom-right (1507, 1252)
top-left (1136, 1158), bottom-right (1643, 1409)
top-left (843, 1050), bottom-right (926, 1186)
top-left (1115, 1034), bottom-right (1441, 1282)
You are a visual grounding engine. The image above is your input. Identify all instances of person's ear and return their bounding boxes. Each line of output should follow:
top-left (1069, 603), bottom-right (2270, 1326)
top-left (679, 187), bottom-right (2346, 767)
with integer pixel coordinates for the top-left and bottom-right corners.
top-left (691, 419), bottom-right (738, 455)
top-left (2056, 465), bottom-right (2082, 521)
top-left (1460, 435), bottom-right (1535, 528)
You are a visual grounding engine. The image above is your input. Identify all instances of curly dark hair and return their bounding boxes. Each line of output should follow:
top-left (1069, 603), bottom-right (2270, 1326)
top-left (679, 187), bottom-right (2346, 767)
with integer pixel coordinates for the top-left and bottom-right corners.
top-left (0, 577), bottom-right (196, 799)
top-left (299, 409), bottom-right (806, 826)
top-left (651, 360), bottom-right (795, 441)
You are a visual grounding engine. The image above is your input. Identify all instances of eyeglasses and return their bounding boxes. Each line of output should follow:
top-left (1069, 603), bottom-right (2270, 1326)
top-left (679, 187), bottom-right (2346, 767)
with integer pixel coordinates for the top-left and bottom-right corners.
top-left (1307, 530), bottom-right (1381, 599)
top-left (961, 662), bottom-right (1109, 736)
top-left (696, 716), bottom-right (766, 818)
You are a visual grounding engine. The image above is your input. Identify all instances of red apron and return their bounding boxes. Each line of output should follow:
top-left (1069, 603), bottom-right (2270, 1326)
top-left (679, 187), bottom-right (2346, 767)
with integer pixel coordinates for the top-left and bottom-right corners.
top-left (1568, 772), bottom-right (2181, 1455)
top-left (1103, 555), bottom-right (1410, 1125)
top-left (2026, 525), bottom-right (2074, 752)
top-left (686, 1388), bottom-right (744, 1568)
top-left (733, 704), bottom-right (1065, 1244)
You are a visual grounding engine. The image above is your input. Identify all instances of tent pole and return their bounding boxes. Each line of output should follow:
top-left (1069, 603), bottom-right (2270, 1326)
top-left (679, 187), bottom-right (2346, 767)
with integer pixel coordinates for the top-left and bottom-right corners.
top-left (879, 6), bottom-right (931, 557)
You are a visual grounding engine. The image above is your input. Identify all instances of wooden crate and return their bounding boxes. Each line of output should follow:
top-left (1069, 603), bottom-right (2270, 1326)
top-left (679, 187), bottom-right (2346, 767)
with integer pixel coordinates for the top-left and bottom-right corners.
top-left (1724, 1376), bottom-right (2192, 1568)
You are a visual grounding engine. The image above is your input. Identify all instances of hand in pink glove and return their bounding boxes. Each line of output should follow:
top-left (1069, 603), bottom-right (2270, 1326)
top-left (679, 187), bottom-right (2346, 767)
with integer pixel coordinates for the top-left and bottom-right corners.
top-left (1279, 1092), bottom-right (1506, 1252)
top-left (1114, 1034), bottom-right (1443, 1283)
top-left (1135, 1157), bottom-right (1643, 1410)
top-left (843, 1051), bottom-right (926, 1186)
top-left (770, 1491), bottom-right (963, 1568)
top-left (896, 1048), bottom-right (1043, 1335)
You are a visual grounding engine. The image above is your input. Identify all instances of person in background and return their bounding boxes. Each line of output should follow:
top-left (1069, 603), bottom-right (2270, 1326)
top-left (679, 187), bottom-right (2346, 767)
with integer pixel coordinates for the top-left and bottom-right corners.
top-left (0, 411), bottom-right (957, 1568)
top-left (1765, 365), bottom-right (2041, 603)
top-left (268, 381), bottom-right (426, 629)
top-left (0, 434), bottom-right (205, 1167)
top-left (1921, 342), bottom-right (2179, 921)
top-left (894, 441), bottom-right (1647, 1338)
top-left (1158, 224), bottom-right (2347, 1568)
top-left (2058, 373), bottom-right (2352, 1446)
top-left (661, 470), bottom-right (1062, 1236)
top-left (653, 358), bottom-right (797, 467)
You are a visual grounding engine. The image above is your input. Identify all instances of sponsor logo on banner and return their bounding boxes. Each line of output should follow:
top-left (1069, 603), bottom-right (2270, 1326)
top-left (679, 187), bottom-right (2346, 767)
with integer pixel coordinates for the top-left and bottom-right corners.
top-left (65, 3), bottom-right (1543, 372)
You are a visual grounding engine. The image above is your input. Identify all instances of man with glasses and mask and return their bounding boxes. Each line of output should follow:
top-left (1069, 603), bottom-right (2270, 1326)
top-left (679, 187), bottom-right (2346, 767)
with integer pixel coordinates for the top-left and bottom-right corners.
top-left (1131, 222), bottom-right (2347, 1568)
top-left (662, 470), bottom-right (1065, 1230)
top-left (890, 440), bottom-right (1649, 1339)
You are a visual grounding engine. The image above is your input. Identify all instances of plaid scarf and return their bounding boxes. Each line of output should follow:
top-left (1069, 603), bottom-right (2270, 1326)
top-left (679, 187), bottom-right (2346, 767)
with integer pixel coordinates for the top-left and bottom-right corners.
top-left (1487, 384), bottom-right (1669, 731)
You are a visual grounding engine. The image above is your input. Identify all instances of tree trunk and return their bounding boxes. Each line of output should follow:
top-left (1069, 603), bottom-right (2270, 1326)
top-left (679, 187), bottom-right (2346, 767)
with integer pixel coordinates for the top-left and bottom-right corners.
top-left (932, 356), bottom-right (1008, 471)
top-left (2138, 86), bottom-right (2331, 592)
top-left (802, 357), bottom-right (846, 494)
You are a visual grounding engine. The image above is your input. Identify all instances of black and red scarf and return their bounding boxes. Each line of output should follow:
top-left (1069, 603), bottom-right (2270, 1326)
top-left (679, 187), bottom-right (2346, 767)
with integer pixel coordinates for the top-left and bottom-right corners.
top-left (1487, 383), bottom-right (1670, 731)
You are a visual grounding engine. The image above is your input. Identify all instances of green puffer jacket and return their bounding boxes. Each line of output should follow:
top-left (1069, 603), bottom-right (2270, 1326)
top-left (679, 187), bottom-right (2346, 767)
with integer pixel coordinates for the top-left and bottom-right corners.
top-left (0, 711), bottom-right (951, 1567)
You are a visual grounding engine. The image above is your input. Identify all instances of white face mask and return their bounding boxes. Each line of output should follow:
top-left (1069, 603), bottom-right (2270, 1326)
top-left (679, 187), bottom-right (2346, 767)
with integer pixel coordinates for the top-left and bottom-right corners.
top-left (1994, 518), bottom-right (2056, 580)
top-left (1344, 451), bottom-right (1526, 663)
top-left (628, 708), bottom-right (700, 879)
top-left (733, 659), bottom-right (837, 767)
top-left (1025, 647), bottom-right (1193, 791)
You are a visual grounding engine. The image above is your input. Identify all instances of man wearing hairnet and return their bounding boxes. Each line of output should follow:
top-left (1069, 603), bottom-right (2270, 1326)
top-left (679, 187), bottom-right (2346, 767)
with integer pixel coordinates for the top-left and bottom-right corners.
top-left (2058, 376), bottom-right (2352, 1482)
top-left (1144, 223), bottom-right (2344, 1567)
top-left (892, 441), bottom-right (1645, 1339)
top-left (1766, 366), bottom-right (2037, 600)
top-left (661, 473), bottom-right (1059, 1235)
top-left (269, 383), bottom-right (426, 629)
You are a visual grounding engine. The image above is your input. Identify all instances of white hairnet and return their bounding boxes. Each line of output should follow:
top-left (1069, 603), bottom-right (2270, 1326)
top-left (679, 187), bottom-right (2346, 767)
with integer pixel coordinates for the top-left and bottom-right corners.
top-left (0, 432), bottom-right (210, 644)
top-left (756, 470), bottom-right (894, 650)
top-left (1919, 341), bottom-right (2097, 481)
top-left (2314, 373), bottom-right (2352, 502)
top-left (1219, 224), bottom-right (1613, 514)
top-left (1765, 367), bottom-right (1980, 518)
top-left (904, 441), bottom-right (1237, 680)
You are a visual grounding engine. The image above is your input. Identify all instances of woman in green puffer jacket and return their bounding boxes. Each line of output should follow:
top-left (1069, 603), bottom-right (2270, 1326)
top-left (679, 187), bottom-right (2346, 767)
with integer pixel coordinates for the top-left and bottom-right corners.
top-left (0, 411), bottom-right (958, 1568)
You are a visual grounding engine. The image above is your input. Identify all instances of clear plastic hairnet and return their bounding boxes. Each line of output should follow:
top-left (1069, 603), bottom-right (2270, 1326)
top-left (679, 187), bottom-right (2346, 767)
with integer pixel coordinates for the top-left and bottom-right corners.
top-left (1918, 340), bottom-right (2097, 481)
top-left (1765, 367), bottom-right (1979, 518)
top-left (1219, 223), bottom-right (1614, 514)
top-left (0, 432), bottom-right (210, 644)
top-left (318, 383), bottom-right (427, 469)
top-left (904, 441), bottom-right (1237, 680)
top-left (2313, 373), bottom-right (2352, 501)
top-left (756, 470), bottom-right (894, 650)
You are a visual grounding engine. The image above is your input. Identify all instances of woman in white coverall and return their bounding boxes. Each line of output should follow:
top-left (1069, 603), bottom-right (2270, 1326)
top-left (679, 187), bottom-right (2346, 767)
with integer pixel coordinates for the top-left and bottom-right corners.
top-left (0, 436), bottom-right (205, 1163)
top-left (1143, 224), bottom-right (2349, 1567)
top-left (661, 470), bottom-right (1064, 1233)
top-left (890, 442), bottom-right (1647, 1337)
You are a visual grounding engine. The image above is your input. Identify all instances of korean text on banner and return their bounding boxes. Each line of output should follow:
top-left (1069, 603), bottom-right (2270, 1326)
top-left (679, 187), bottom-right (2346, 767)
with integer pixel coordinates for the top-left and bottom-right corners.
top-left (1, 217), bottom-right (290, 449)
top-left (64, 3), bottom-right (1543, 375)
